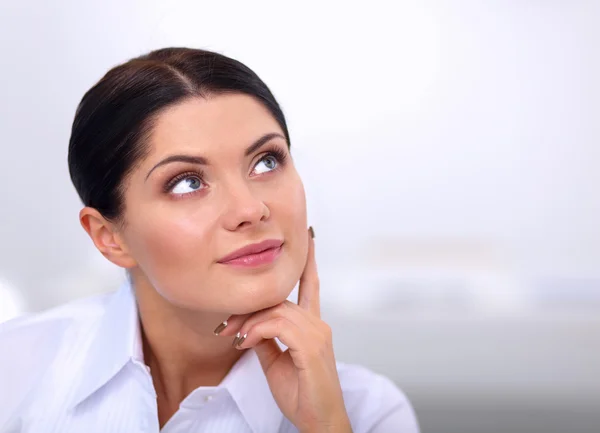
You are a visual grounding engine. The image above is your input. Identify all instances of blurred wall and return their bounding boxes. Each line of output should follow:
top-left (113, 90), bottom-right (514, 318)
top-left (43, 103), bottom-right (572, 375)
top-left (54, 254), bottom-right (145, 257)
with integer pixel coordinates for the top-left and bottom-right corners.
top-left (1, 1), bottom-right (598, 432)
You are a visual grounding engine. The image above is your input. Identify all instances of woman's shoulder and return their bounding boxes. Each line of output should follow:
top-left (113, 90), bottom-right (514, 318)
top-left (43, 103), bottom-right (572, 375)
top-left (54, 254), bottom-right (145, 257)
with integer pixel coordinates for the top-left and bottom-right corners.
top-left (0, 291), bottom-right (113, 428)
top-left (335, 361), bottom-right (420, 432)
top-left (0, 290), bottom-right (113, 371)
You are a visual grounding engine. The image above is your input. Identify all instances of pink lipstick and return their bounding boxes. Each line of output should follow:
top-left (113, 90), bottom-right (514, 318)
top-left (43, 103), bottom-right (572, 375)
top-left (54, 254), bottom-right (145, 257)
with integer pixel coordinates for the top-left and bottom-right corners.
top-left (218, 239), bottom-right (283, 268)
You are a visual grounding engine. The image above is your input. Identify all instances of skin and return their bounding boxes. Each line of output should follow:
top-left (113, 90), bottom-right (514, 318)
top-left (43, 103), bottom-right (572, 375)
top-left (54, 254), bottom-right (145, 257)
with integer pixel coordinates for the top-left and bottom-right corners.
top-left (79, 94), bottom-right (352, 432)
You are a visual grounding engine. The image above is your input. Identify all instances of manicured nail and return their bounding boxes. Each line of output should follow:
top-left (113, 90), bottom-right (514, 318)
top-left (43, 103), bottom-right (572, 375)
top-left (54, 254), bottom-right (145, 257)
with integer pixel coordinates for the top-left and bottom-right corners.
top-left (309, 226), bottom-right (315, 239)
top-left (213, 321), bottom-right (228, 336)
top-left (232, 332), bottom-right (241, 347)
top-left (236, 333), bottom-right (247, 349)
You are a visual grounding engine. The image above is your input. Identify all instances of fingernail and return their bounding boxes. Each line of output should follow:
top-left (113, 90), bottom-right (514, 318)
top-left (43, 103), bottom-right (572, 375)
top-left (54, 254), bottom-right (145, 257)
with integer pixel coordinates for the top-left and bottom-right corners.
top-left (309, 226), bottom-right (315, 239)
top-left (236, 333), bottom-right (247, 349)
top-left (232, 332), bottom-right (241, 347)
top-left (213, 321), bottom-right (228, 336)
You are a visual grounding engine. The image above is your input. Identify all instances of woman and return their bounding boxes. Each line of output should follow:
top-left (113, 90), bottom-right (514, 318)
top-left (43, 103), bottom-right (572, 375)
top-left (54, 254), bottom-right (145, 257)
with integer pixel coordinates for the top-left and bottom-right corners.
top-left (0, 48), bottom-right (419, 432)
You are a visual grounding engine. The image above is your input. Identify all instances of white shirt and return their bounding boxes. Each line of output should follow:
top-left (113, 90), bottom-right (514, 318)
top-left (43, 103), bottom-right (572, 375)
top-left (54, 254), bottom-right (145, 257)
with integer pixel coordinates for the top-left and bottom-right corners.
top-left (0, 281), bottom-right (419, 433)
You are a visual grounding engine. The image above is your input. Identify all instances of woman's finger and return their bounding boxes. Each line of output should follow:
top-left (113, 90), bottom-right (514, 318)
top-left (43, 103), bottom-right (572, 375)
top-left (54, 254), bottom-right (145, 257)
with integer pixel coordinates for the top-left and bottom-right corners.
top-left (212, 313), bottom-right (251, 336)
top-left (252, 338), bottom-right (283, 373)
top-left (236, 315), bottom-right (330, 373)
top-left (298, 227), bottom-right (320, 317)
top-left (214, 300), bottom-right (315, 341)
top-left (235, 315), bottom-right (306, 352)
top-left (232, 301), bottom-right (314, 339)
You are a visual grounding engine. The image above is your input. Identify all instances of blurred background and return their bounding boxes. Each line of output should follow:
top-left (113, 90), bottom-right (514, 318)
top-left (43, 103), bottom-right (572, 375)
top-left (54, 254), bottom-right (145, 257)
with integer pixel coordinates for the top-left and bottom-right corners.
top-left (1, 1), bottom-right (599, 432)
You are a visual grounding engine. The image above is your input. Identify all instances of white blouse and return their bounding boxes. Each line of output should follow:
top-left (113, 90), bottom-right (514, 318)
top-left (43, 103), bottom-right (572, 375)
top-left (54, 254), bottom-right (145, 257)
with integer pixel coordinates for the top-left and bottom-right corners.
top-left (0, 281), bottom-right (419, 433)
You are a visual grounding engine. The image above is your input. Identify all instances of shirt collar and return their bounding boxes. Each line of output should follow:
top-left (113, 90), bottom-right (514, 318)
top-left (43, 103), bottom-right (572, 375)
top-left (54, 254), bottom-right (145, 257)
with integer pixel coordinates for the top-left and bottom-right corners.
top-left (220, 349), bottom-right (283, 433)
top-left (69, 279), bottom-right (140, 409)
top-left (69, 280), bottom-right (283, 433)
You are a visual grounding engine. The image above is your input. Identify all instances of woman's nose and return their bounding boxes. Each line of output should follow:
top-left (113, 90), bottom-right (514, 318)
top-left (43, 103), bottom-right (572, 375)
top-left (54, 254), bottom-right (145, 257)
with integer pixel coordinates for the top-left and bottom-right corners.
top-left (220, 181), bottom-right (270, 231)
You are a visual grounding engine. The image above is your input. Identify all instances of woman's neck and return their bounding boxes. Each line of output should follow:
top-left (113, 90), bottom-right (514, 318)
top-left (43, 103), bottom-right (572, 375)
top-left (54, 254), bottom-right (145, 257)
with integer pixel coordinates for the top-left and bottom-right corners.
top-left (132, 275), bottom-right (244, 427)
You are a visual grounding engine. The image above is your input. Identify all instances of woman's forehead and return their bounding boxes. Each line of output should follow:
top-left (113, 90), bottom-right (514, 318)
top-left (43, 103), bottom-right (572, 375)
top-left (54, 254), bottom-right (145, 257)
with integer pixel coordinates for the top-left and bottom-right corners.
top-left (133, 94), bottom-right (286, 177)
top-left (150, 94), bottom-right (281, 153)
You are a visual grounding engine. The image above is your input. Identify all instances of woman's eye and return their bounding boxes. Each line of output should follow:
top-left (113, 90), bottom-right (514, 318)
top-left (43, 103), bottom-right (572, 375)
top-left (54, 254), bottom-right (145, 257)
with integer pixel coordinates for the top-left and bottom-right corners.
top-left (253, 155), bottom-right (278, 175)
top-left (171, 176), bottom-right (204, 195)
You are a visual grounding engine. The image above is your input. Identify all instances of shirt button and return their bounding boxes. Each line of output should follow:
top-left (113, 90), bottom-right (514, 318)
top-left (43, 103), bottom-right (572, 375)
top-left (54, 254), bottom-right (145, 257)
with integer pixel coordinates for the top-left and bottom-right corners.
top-left (204, 395), bottom-right (213, 403)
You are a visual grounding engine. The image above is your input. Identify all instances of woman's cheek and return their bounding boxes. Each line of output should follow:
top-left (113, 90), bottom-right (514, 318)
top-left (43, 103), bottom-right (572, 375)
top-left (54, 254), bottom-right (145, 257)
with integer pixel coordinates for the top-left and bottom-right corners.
top-left (280, 179), bottom-right (308, 269)
top-left (134, 213), bottom-right (212, 270)
top-left (282, 175), bottom-right (307, 219)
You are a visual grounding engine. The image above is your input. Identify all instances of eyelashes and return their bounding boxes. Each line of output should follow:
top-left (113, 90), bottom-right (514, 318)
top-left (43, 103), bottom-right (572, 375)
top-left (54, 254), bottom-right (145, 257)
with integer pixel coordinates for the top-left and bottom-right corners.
top-left (259, 146), bottom-right (288, 169)
top-left (163, 170), bottom-right (205, 194)
top-left (162, 145), bottom-right (289, 196)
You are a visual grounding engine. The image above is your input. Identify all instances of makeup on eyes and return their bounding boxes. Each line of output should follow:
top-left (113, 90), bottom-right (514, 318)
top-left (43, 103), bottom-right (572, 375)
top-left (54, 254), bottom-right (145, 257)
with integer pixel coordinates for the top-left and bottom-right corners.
top-left (160, 144), bottom-right (289, 197)
top-left (163, 170), bottom-right (206, 194)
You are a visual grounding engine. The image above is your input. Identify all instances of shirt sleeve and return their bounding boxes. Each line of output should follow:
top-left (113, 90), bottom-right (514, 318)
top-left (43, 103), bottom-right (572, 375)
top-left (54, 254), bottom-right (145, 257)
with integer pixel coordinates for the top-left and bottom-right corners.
top-left (367, 398), bottom-right (420, 433)
top-left (0, 314), bottom-right (68, 432)
top-left (338, 363), bottom-right (420, 433)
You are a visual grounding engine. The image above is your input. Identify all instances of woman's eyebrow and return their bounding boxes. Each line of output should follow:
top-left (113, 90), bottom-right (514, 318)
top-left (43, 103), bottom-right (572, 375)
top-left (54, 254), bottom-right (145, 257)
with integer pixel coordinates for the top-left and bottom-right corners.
top-left (145, 132), bottom-right (286, 181)
top-left (243, 132), bottom-right (286, 156)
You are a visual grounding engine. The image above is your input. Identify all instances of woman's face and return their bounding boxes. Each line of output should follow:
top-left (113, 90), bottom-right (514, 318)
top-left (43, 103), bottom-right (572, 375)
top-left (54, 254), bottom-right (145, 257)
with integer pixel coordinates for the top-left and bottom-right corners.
top-left (119, 93), bottom-right (308, 315)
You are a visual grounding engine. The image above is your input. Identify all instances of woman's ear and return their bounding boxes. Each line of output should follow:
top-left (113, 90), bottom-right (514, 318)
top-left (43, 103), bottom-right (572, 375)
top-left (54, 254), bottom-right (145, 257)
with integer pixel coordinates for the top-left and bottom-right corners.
top-left (79, 207), bottom-right (137, 269)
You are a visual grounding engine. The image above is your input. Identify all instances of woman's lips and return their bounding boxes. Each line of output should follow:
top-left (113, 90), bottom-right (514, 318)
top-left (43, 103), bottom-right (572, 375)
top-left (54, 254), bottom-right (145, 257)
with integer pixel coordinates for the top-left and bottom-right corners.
top-left (218, 239), bottom-right (283, 268)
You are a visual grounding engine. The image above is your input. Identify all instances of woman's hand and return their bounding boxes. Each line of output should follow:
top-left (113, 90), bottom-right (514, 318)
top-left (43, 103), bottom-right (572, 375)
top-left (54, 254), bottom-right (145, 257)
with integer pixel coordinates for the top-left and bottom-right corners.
top-left (214, 228), bottom-right (352, 433)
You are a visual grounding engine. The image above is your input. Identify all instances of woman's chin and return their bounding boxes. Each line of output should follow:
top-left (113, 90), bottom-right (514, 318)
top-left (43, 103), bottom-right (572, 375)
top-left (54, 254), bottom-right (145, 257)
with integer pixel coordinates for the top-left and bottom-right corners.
top-left (219, 270), bottom-right (299, 313)
top-left (227, 286), bottom-right (293, 315)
